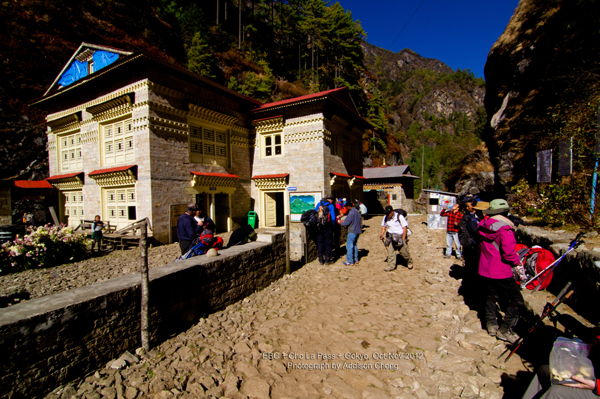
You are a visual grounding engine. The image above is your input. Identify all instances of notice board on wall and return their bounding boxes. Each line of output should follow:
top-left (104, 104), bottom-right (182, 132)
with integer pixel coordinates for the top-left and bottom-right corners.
top-left (537, 149), bottom-right (552, 183)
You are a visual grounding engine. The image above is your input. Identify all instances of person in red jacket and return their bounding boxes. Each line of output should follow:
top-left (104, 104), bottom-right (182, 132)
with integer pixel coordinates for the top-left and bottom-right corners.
top-left (478, 198), bottom-right (523, 343)
top-left (441, 203), bottom-right (464, 260)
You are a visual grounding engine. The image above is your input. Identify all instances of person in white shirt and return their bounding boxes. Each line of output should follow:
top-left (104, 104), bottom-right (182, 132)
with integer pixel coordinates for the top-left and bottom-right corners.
top-left (380, 205), bottom-right (413, 271)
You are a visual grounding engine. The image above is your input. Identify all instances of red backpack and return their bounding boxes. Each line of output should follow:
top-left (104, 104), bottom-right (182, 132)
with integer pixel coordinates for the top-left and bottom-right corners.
top-left (515, 244), bottom-right (555, 290)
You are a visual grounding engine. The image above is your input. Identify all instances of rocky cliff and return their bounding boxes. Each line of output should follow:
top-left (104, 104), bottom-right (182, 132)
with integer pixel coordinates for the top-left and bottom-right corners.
top-left (484, 0), bottom-right (600, 194)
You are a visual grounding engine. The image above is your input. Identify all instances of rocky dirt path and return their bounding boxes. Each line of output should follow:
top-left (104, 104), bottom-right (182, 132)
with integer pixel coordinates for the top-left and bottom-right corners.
top-left (46, 215), bottom-right (533, 399)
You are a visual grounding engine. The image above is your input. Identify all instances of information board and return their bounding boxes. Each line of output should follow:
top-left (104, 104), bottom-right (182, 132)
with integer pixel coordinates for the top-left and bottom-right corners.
top-left (537, 149), bottom-right (552, 183)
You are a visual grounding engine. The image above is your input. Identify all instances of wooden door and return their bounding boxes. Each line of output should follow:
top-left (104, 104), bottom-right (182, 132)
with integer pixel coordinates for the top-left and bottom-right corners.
top-left (265, 192), bottom-right (277, 227)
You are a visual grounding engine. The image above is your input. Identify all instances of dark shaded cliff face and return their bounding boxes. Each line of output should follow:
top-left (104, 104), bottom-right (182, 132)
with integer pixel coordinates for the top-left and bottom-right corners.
top-left (484, 0), bottom-right (600, 194)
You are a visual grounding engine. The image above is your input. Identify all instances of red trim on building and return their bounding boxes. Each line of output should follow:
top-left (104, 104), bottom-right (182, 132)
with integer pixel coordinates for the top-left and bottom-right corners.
top-left (14, 180), bottom-right (53, 189)
top-left (330, 172), bottom-right (352, 178)
top-left (89, 165), bottom-right (136, 176)
top-left (257, 88), bottom-right (346, 110)
top-left (190, 171), bottom-right (239, 179)
top-left (251, 173), bottom-right (289, 179)
top-left (46, 172), bottom-right (84, 181)
top-left (352, 175), bottom-right (367, 180)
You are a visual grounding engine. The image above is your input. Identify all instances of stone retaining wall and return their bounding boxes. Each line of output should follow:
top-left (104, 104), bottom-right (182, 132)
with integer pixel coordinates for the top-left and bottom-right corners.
top-left (517, 226), bottom-right (600, 325)
top-left (0, 232), bottom-right (285, 399)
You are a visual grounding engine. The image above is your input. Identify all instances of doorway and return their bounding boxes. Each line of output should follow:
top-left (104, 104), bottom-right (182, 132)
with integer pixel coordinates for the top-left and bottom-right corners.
top-left (264, 191), bottom-right (284, 227)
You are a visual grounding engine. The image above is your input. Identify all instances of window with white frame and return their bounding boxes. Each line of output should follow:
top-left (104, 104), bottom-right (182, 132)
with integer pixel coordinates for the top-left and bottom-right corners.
top-left (102, 118), bottom-right (134, 166)
top-left (262, 132), bottom-right (283, 158)
top-left (189, 125), bottom-right (229, 166)
top-left (63, 190), bottom-right (84, 227)
top-left (58, 132), bottom-right (83, 172)
top-left (105, 187), bottom-right (137, 229)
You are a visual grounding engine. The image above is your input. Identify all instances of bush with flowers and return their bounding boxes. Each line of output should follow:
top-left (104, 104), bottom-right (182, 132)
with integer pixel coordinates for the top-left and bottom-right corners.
top-left (0, 224), bottom-right (90, 274)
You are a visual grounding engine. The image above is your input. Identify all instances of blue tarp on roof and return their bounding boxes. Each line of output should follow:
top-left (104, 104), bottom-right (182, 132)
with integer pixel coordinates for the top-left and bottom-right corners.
top-left (57, 60), bottom-right (88, 87)
top-left (93, 50), bottom-right (119, 71)
top-left (57, 50), bottom-right (119, 88)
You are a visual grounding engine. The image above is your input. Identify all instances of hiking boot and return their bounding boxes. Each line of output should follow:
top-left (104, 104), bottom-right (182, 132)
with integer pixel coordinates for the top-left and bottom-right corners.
top-left (343, 261), bottom-right (354, 266)
top-left (443, 255), bottom-right (451, 259)
top-left (487, 325), bottom-right (499, 337)
top-left (407, 262), bottom-right (414, 270)
top-left (384, 265), bottom-right (397, 272)
top-left (496, 329), bottom-right (519, 344)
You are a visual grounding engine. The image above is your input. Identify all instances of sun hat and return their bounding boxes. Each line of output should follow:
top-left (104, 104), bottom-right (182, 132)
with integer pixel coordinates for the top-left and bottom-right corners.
top-left (473, 201), bottom-right (489, 211)
top-left (483, 199), bottom-right (511, 215)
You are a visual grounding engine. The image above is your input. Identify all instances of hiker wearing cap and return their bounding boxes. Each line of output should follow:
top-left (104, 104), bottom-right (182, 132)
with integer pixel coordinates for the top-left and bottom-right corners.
top-left (459, 198), bottom-right (489, 270)
top-left (380, 205), bottom-right (413, 271)
top-left (478, 198), bottom-right (524, 344)
top-left (315, 196), bottom-right (337, 265)
top-left (441, 203), bottom-right (464, 260)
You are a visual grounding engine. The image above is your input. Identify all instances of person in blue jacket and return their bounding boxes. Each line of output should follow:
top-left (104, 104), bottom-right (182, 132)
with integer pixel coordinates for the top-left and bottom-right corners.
top-left (341, 201), bottom-right (362, 265)
top-left (314, 196), bottom-right (337, 265)
top-left (177, 203), bottom-right (201, 255)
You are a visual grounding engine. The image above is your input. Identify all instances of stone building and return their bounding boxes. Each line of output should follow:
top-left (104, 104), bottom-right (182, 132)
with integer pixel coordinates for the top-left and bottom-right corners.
top-left (362, 165), bottom-right (419, 213)
top-left (30, 43), bottom-right (369, 244)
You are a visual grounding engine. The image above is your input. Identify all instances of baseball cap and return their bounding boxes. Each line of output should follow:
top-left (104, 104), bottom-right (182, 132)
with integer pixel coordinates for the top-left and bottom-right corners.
top-left (384, 205), bottom-right (394, 214)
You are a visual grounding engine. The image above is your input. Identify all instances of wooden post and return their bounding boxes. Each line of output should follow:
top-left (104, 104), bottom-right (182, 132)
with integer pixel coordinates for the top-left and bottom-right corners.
top-left (140, 222), bottom-right (150, 352)
top-left (285, 215), bottom-right (290, 274)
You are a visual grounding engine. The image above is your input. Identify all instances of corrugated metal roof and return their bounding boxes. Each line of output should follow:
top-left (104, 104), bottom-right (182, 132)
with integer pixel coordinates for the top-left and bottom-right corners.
top-left (46, 172), bottom-right (84, 181)
top-left (251, 173), bottom-right (289, 179)
top-left (14, 180), bottom-right (53, 189)
top-left (363, 165), bottom-right (411, 179)
top-left (89, 165), bottom-right (136, 176)
top-left (191, 171), bottom-right (239, 179)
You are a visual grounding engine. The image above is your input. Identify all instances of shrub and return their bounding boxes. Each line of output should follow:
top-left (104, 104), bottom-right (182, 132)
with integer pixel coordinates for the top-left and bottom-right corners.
top-left (0, 224), bottom-right (90, 274)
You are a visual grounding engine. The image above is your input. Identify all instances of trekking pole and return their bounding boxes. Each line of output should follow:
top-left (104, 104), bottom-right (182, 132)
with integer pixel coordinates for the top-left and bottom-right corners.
top-left (499, 282), bottom-right (573, 362)
top-left (520, 232), bottom-right (584, 290)
top-left (533, 233), bottom-right (584, 291)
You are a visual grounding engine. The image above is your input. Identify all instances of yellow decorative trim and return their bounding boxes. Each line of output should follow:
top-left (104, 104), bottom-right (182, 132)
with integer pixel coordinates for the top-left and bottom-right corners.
top-left (87, 94), bottom-right (132, 116)
top-left (47, 113), bottom-right (81, 130)
top-left (89, 170), bottom-right (137, 187)
top-left (284, 115), bottom-right (325, 127)
top-left (132, 116), bottom-right (149, 132)
top-left (188, 104), bottom-right (238, 128)
top-left (253, 116), bottom-right (284, 134)
top-left (285, 129), bottom-right (331, 144)
top-left (148, 82), bottom-right (184, 99)
top-left (190, 174), bottom-right (237, 188)
top-left (81, 130), bottom-right (99, 144)
top-left (50, 176), bottom-right (84, 190)
top-left (91, 103), bottom-right (133, 124)
top-left (148, 101), bottom-right (188, 118)
top-left (47, 80), bottom-right (149, 121)
top-left (331, 114), bottom-right (350, 127)
top-left (48, 135), bottom-right (57, 151)
top-left (254, 176), bottom-right (288, 190)
top-left (231, 135), bottom-right (251, 148)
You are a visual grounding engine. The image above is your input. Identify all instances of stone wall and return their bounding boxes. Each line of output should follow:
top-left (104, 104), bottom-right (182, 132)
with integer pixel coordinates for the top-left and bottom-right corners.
top-left (516, 227), bottom-right (600, 325)
top-left (0, 232), bottom-right (286, 399)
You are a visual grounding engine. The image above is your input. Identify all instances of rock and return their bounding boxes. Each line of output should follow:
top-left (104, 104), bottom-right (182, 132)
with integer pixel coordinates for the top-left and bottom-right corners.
top-left (124, 387), bottom-right (138, 399)
top-left (206, 248), bottom-right (219, 257)
top-left (239, 377), bottom-right (270, 398)
top-left (362, 386), bottom-right (390, 399)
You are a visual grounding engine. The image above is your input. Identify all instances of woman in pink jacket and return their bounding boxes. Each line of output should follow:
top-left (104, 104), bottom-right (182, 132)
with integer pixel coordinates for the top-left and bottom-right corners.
top-left (478, 199), bottom-right (523, 344)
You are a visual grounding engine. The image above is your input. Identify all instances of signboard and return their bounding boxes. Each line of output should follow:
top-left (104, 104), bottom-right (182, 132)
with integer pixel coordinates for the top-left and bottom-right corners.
top-left (558, 137), bottom-right (572, 176)
top-left (287, 187), bottom-right (297, 191)
top-left (537, 149), bottom-right (552, 183)
top-left (170, 204), bottom-right (187, 227)
top-left (209, 187), bottom-right (217, 191)
top-left (289, 192), bottom-right (322, 222)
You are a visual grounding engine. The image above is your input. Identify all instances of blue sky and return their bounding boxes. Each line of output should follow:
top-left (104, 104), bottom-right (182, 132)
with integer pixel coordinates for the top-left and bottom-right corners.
top-left (336, 0), bottom-right (520, 78)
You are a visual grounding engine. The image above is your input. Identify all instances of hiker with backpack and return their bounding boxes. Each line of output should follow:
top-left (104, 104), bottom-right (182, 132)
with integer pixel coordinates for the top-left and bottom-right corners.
top-left (341, 201), bottom-right (362, 266)
top-left (458, 198), bottom-right (489, 270)
top-left (477, 198), bottom-right (524, 344)
top-left (380, 205), bottom-right (413, 271)
top-left (315, 196), bottom-right (336, 265)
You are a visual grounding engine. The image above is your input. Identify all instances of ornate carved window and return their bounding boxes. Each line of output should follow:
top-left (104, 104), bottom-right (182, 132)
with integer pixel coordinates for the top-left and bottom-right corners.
top-left (104, 187), bottom-right (137, 229)
top-left (63, 190), bottom-right (84, 227)
top-left (263, 132), bottom-right (282, 157)
top-left (58, 132), bottom-right (83, 172)
top-left (102, 117), bottom-right (134, 166)
top-left (189, 125), bottom-right (229, 167)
